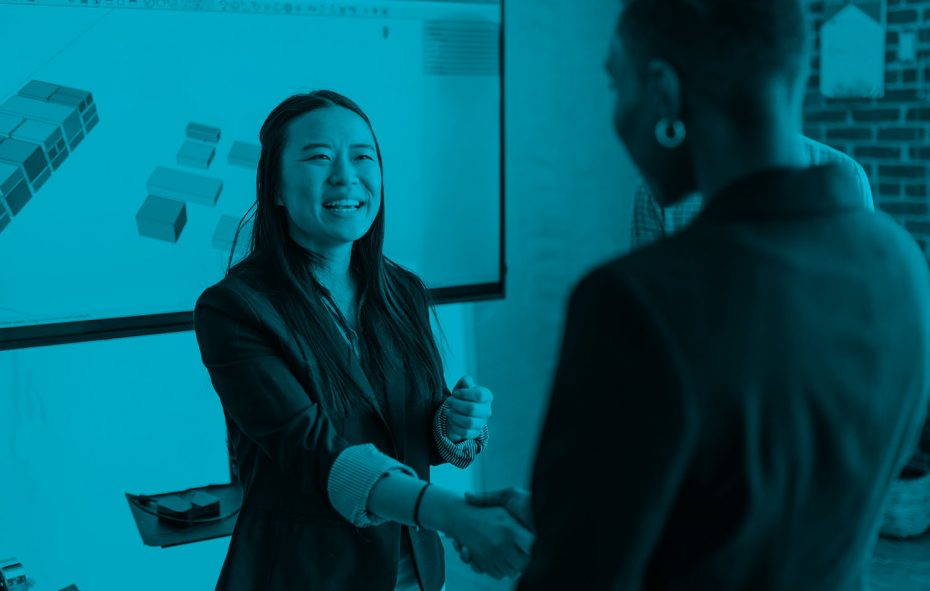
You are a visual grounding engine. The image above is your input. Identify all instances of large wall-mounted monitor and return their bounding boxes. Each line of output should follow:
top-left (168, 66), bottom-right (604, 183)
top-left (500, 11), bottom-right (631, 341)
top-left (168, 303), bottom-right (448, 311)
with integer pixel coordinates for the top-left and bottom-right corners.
top-left (0, 0), bottom-right (504, 350)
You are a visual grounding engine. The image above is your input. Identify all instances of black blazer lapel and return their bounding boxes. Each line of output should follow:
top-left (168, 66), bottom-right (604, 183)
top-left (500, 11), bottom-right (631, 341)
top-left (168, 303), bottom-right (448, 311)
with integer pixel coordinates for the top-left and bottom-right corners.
top-left (318, 311), bottom-right (408, 459)
top-left (317, 312), bottom-right (383, 415)
top-left (362, 312), bottom-right (409, 462)
top-left (381, 349), bottom-right (408, 462)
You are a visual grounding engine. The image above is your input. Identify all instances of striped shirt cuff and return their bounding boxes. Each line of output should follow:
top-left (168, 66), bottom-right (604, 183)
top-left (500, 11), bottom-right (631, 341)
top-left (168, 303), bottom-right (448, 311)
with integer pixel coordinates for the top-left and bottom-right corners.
top-left (433, 397), bottom-right (490, 469)
top-left (327, 443), bottom-right (417, 527)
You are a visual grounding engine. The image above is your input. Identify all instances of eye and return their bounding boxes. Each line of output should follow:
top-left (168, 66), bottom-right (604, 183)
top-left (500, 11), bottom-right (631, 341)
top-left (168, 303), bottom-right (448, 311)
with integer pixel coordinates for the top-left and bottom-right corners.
top-left (302, 154), bottom-right (331, 161)
top-left (356, 154), bottom-right (374, 161)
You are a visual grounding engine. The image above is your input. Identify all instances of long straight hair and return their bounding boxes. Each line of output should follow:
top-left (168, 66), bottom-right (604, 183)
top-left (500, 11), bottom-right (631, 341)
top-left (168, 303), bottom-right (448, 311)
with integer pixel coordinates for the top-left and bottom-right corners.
top-left (229, 90), bottom-right (444, 416)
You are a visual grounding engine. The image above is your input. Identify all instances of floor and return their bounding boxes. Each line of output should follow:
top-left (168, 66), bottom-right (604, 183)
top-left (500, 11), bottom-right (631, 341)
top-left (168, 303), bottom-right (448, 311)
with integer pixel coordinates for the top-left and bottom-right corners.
top-left (441, 531), bottom-right (930, 591)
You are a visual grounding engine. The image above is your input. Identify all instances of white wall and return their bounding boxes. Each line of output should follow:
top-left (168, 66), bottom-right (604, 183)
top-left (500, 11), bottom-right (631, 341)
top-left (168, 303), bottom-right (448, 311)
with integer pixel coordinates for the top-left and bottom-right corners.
top-left (473, 0), bottom-right (637, 495)
top-left (1, 329), bottom-right (232, 591)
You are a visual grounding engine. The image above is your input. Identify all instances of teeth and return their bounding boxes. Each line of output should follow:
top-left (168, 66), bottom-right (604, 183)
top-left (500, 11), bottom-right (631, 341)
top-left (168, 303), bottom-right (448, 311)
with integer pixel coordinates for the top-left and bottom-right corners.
top-left (324, 199), bottom-right (361, 210)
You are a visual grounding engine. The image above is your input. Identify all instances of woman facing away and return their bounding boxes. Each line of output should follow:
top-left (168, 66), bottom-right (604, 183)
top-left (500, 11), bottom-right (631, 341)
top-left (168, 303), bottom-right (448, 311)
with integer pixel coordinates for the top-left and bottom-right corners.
top-left (193, 90), bottom-right (532, 590)
top-left (511, 1), bottom-right (930, 589)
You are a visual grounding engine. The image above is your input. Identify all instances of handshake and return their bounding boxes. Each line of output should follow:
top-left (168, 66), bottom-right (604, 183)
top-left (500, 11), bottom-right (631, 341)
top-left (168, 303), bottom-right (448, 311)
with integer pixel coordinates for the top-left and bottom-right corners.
top-left (444, 487), bottom-right (534, 580)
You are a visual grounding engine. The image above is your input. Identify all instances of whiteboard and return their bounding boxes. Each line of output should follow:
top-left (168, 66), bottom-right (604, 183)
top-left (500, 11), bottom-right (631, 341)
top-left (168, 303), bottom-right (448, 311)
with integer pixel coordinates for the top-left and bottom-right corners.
top-left (0, 0), bottom-right (504, 349)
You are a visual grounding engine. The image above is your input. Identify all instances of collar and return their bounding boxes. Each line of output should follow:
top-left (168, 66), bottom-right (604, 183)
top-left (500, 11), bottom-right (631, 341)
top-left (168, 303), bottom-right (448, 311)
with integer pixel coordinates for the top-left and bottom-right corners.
top-left (695, 164), bottom-right (866, 224)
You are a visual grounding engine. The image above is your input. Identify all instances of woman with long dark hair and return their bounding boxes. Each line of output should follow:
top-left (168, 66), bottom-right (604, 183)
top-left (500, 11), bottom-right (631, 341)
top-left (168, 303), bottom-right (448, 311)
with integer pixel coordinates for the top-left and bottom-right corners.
top-left (194, 90), bottom-right (532, 590)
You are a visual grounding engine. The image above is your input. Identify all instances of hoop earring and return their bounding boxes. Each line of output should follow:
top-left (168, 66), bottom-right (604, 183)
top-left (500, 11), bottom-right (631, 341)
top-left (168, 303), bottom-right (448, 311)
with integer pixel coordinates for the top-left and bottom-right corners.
top-left (655, 118), bottom-right (686, 149)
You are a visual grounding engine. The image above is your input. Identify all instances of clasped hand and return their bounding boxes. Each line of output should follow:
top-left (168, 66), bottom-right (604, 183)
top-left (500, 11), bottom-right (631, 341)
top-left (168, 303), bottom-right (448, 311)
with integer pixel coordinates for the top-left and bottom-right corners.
top-left (447, 487), bottom-right (534, 579)
top-left (445, 375), bottom-right (493, 443)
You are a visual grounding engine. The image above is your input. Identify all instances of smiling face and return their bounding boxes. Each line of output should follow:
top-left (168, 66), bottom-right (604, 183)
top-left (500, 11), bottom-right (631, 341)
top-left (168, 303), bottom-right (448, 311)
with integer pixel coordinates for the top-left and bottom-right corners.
top-left (275, 106), bottom-right (382, 255)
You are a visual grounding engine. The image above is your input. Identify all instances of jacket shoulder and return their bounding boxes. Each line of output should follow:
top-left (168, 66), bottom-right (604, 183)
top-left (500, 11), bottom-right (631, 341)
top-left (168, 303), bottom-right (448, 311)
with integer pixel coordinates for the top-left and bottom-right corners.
top-left (194, 266), bottom-right (278, 332)
top-left (575, 240), bottom-right (684, 295)
top-left (197, 273), bottom-right (246, 309)
top-left (568, 254), bottom-right (653, 317)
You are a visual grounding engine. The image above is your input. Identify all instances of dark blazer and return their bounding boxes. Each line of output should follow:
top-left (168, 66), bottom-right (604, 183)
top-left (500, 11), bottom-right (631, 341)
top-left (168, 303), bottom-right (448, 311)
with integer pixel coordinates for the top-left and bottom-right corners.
top-left (519, 166), bottom-right (930, 591)
top-left (194, 264), bottom-right (449, 591)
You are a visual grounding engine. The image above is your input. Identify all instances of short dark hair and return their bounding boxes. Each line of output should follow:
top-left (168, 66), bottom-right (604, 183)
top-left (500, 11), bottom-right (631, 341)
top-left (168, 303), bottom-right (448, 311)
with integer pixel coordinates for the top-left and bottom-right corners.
top-left (617, 0), bottom-right (810, 103)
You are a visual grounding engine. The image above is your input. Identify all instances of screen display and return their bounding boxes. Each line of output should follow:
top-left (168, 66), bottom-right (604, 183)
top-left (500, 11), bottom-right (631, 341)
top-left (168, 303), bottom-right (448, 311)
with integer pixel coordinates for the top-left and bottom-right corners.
top-left (0, 0), bottom-right (503, 347)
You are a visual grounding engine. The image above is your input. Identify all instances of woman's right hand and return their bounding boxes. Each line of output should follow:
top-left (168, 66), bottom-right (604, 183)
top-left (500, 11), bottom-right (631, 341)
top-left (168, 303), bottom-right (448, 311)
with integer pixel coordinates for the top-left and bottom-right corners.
top-left (443, 502), bottom-right (534, 579)
top-left (414, 484), bottom-right (534, 579)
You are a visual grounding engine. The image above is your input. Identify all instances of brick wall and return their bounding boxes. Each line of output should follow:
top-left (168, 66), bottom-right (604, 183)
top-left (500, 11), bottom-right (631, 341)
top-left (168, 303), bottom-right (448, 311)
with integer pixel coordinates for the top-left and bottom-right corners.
top-left (804, 0), bottom-right (930, 251)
